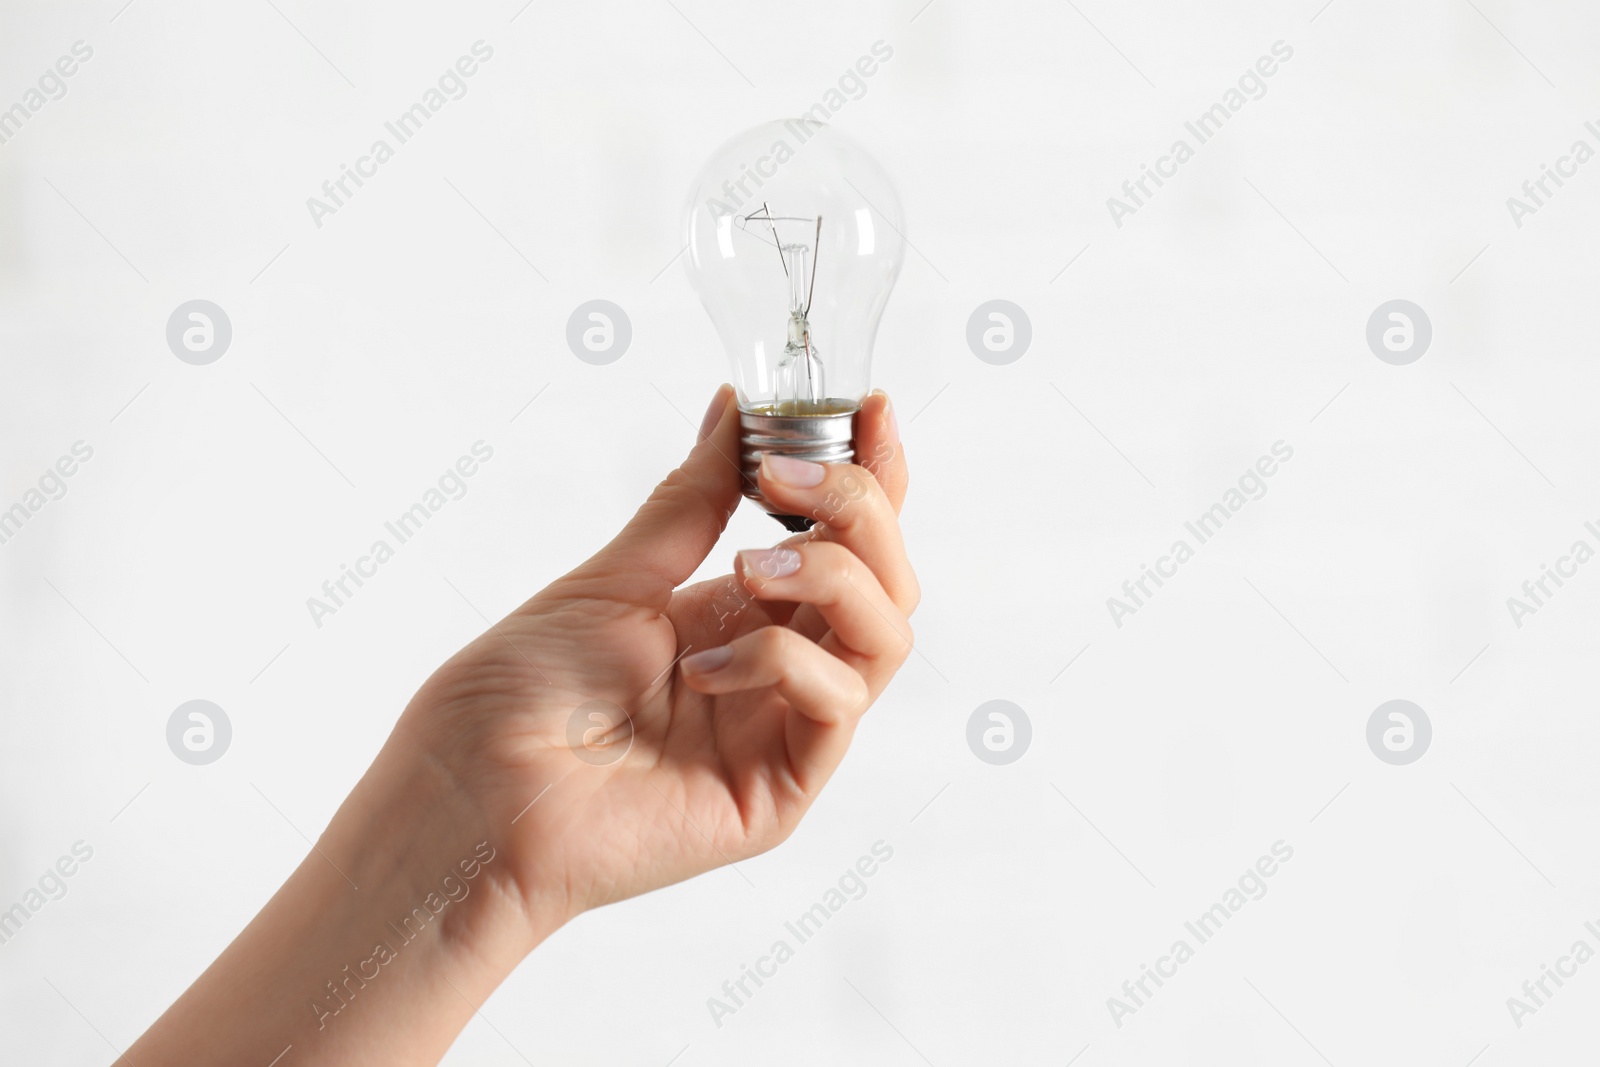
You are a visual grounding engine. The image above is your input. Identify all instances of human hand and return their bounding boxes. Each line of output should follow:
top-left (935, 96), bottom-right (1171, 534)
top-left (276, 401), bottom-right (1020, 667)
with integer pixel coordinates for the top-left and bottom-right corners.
top-left (125, 387), bottom-right (916, 1066)
top-left (390, 385), bottom-right (918, 933)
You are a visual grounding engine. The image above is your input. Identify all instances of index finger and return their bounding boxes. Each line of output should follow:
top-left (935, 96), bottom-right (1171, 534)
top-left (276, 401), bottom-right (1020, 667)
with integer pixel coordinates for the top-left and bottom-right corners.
top-left (853, 391), bottom-right (906, 514)
top-left (756, 454), bottom-right (918, 617)
top-left (771, 388), bottom-right (907, 552)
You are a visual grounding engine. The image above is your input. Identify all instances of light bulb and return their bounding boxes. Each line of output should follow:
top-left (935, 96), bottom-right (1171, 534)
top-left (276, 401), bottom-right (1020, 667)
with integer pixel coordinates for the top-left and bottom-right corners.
top-left (683, 118), bottom-right (905, 530)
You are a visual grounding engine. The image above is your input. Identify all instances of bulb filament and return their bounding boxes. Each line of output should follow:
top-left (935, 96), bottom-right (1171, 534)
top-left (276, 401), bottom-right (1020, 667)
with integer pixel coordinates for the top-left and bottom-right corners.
top-left (740, 205), bottom-right (827, 412)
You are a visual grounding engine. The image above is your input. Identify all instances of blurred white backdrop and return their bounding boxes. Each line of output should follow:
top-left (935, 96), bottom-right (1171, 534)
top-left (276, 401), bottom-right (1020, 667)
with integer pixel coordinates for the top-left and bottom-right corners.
top-left (4, 0), bottom-right (1600, 1063)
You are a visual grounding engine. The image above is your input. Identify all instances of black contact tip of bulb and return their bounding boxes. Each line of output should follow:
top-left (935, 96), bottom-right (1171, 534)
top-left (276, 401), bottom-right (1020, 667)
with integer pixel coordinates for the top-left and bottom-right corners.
top-left (771, 513), bottom-right (815, 533)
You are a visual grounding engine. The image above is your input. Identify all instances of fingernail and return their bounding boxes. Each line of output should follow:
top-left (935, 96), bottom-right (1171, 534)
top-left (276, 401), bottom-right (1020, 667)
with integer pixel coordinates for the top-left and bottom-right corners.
top-left (739, 547), bottom-right (802, 580)
top-left (761, 453), bottom-right (826, 488)
top-left (682, 645), bottom-right (733, 674)
top-left (698, 388), bottom-right (727, 441)
top-left (882, 393), bottom-right (899, 443)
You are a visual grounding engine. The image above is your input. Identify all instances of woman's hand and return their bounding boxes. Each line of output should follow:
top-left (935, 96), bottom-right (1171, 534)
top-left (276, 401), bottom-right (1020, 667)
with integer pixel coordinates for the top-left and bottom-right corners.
top-left (396, 385), bottom-right (917, 927)
top-left (127, 386), bottom-right (916, 1066)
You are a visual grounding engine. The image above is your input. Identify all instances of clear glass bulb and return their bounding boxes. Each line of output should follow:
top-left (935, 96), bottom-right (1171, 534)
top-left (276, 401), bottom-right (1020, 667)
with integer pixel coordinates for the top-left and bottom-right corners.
top-left (683, 119), bottom-right (904, 525)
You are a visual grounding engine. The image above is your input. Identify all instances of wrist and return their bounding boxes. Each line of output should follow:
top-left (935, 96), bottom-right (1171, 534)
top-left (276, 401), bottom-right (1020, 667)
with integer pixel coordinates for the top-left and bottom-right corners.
top-left (127, 737), bottom-right (566, 1065)
top-left (328, 739), bottom-right (564, 981)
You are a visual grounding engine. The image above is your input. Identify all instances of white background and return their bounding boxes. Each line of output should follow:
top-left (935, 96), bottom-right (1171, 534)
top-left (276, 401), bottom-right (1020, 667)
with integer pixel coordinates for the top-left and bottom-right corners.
top-left (4, 0), bottom-right (1600, 1063)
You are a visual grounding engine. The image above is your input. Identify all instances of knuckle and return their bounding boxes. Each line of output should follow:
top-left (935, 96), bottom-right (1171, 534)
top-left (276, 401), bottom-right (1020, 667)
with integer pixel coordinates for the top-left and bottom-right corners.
top-left (655, 464), bottom-right (694, 496)
top-left (755, 625), bottom-right (796, 659)
top-left (804, 541), bottom-right (859, 596)
top-left (849, 673), bottom-right (871, 713)
top-left (803, 539), bottom-right (847, 568)
top-left (861, 438), bottom-right (899, 479)
top-left (811, 463), bottom-right (884, 526)
top-left (838, 461), bottom-right (877, 487)
top-left (654, 466), bottom-right (720, 515)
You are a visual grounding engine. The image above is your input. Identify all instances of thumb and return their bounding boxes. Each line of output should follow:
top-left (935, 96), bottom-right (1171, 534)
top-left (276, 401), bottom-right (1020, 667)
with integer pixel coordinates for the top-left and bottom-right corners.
top-left (569, 386), bottom-right (742, 605)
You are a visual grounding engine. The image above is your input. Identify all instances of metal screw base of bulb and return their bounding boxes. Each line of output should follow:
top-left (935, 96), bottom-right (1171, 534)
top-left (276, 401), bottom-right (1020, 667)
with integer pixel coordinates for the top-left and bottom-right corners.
top-left (739, 405), bottom-right (858, 532)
